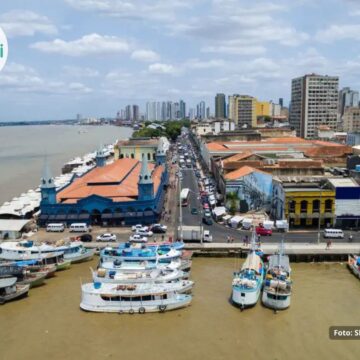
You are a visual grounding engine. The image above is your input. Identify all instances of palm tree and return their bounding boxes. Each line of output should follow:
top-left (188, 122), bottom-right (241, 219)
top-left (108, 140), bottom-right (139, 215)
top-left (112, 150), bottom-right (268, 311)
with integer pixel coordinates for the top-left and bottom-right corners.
top-left (226, 192), bottom-right (239, 215)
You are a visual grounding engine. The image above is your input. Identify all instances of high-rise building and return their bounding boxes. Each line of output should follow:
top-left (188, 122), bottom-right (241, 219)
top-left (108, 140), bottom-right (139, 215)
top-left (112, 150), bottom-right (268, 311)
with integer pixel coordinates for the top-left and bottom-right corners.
top-left (289, 74), bottom-right (339, 138)
top-left (197, 101), bottom-right (206, 120)
top-left (179, 100), bottom-right (186, 119)
top-left (279, 98), bottom-right (284, 108)
top-left (215, 93), bottom-right (226, 118)
top-left (189, 108), bottom-right (195, 120)
top-left (228, 94), bottom-right (257, 127)
top-left (125, 105), bottom-right (132, 121)
top-left (132, 105), bottom-right (139, 122)
top-left (343, 107), bottom-right (360, 133)
top-left (161, 102), bottom-right (167, 121)
top-left (339, 87), bottom-right (359, 115)
top-left (206, 107), bottom-right (210, 119)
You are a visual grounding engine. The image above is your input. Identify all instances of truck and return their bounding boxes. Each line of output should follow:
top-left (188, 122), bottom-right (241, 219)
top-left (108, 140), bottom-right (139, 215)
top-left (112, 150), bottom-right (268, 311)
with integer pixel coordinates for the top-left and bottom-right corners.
top-left (178, 225), bottom-right (212, 242)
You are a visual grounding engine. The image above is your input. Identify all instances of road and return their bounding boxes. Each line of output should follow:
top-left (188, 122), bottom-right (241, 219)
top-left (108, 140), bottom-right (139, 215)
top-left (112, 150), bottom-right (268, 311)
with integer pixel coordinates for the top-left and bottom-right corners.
top-left (176, 141), bottom-right (360, 244)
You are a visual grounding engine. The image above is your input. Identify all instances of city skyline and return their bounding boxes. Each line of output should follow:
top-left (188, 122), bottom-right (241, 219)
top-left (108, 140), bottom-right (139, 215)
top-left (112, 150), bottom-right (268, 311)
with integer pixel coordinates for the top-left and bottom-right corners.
top-left (1, 0), bottom-right (360, 121)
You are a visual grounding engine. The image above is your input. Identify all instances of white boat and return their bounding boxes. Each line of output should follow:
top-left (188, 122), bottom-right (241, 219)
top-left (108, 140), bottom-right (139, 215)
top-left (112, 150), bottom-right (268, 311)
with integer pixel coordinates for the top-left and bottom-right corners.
top-left (92, 267), bottom-right (187, 284)
top-left (262, 244), bottom-right (292, 310)
top-left (0, 277), bottom-right (30, 305)
top-left (232, 232), bottom-right (264, 309)
top-left (348, 254), bottom-right (360, 278)
top-left (80, 282), bottom-right (192, 313)
top-left (100, 259), bottom-right (184, 273)
top-left (0, 240), bottom-right (94, 264)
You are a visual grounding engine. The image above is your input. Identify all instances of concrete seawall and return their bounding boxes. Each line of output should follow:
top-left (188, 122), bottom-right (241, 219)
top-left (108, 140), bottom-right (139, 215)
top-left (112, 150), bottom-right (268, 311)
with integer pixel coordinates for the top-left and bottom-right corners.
top-left (84, 242), bottom-right (360, 262)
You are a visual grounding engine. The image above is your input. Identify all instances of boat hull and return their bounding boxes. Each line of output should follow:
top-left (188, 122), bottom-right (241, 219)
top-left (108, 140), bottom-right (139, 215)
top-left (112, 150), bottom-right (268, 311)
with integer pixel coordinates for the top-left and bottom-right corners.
top-left (348, 255), bottom-right (360, 278)
top-left (18, 271), bottom-right (47, 288)
top-left (80, 295), bottom-right (192, 313)
top-left (262, 290), bottom-right (291, 310)
top-left (66, 249), bottom-right (95, 264)
top-left (0, 284), bottom-right (30, 304)
top-left (56, 260), bottom-right (72, 271)
top-left (232, 285), bottom-right (262, 308)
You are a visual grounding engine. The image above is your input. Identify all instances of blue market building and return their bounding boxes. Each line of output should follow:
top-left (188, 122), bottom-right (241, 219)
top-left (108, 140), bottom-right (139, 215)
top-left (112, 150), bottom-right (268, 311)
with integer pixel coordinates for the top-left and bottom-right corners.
top-left (39, 145), bottom-right (168, 227)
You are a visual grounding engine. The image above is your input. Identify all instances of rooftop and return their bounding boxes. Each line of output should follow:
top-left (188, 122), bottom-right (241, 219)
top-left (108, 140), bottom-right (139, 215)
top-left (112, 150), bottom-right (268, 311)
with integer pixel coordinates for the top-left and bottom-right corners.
top-left (225, 166), bottom-right (269, 180)
top-left (57, 158), bottom-right (163, 203)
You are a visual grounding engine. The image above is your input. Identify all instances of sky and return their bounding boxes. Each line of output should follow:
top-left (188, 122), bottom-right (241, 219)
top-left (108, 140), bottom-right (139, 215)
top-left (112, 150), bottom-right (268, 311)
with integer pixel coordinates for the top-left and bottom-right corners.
top-left (0, 0), bottom-right (360, 121)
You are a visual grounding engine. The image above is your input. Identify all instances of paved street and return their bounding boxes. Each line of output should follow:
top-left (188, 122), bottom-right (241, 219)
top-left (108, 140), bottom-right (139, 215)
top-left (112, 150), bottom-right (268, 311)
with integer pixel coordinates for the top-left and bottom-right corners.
top-left (176, 137), bottom-right (360, 244)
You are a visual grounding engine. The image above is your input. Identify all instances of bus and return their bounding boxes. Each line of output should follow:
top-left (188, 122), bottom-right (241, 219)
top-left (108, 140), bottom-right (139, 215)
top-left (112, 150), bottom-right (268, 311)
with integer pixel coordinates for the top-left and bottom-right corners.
top-left (180, 188), bottom-right (190, 206)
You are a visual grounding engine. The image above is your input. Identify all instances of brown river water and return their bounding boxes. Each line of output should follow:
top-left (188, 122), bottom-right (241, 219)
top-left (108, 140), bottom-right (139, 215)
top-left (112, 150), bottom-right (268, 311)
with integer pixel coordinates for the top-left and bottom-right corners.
top-left (0, 258), bottom-right (359, 360)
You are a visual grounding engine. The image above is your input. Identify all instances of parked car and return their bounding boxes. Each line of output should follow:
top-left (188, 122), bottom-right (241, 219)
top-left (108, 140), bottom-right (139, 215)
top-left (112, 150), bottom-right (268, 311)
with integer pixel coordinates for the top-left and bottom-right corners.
top-left (256, 226), bottom-right (272, 236)
top-left (203, 203), bottom-right (209, 209)
top-left (96, 233), bottom-right (117, 242)
top-left (129, 234), bottom-right (148, 243)
top-left (191, 208), bottom-right (198, 215)
top-left (79, 233), bottom-right (92, 242)
top-left (203, 230), bottom-right (213, 242)
top-left (131, 224), bottom-right (148, 232)
top-left (203, 216), bottom-right (213, 225)
top-left (136, 229), bottom-right (153, 237)
top-left (204, 209), bottom-right (212, 218)
top-left (151, 224), bottom-right (167, 233)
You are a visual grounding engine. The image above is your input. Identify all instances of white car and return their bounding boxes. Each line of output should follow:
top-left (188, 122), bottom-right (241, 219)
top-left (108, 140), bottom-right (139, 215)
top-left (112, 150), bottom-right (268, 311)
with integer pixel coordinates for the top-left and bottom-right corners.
top-left (152, 224), bottom-right (167, 231)
top-left (96, 233), bottom-right (117, 242)
top-left (131, 224), bottom-right (148, 232)
top-left (136, 229), bottom-right (153, 237)
top-left (129, 234), bottom-right (148, 243)
top-left (203, 230), bottom-right (213, 242)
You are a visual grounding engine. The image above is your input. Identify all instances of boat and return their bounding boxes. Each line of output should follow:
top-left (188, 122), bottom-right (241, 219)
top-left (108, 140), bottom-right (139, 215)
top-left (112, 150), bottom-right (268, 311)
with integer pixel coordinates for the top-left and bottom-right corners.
top-left (348, 254), bottom-right (360, 278)
top-left (12, 260), bottom-right (57, 279)
top-left (100, 243), bottom-right (181, 263)
top-left (232, 232), bottom-right (265, 309)
top-left (80, 282), bottom-right (192, 313)
top-left (262, 243), bottom-right (292, 310)
top-left (0, 265), bottom-right (48, 288)
top-left (92, 267), bottom-right (187, 284)
top-left (0, 240), bottom-right (93, 265)
top-left (0, 277), bottom-right (29, 305)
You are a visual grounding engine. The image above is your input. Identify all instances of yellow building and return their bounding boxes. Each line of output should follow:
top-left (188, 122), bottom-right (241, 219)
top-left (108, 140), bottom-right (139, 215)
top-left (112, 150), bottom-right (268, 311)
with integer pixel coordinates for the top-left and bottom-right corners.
top-left (256, 101), bottom-right (271, 117)
top-left (284, 189), bottom-right (335, 227)
top-left (114, 137), bottom-right (169, 162)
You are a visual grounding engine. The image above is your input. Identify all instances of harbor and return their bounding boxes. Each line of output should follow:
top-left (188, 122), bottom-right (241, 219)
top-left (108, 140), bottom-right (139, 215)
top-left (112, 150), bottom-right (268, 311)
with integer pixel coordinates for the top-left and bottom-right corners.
top-left (1, 257), bottom-right (359, 360)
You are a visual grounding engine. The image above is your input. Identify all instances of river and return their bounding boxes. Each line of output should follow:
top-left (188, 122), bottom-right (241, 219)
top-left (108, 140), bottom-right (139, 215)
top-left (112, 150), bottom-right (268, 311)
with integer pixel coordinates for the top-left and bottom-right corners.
top-left (0, 125), bottom-right (133, 204)
top-left (0, 258), bottom-right (359, 360)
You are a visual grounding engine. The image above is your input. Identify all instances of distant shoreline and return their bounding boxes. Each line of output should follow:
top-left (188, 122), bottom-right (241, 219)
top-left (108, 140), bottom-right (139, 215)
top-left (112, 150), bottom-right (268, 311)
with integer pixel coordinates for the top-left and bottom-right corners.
top-left (0, 120), bottom-right (116, 127)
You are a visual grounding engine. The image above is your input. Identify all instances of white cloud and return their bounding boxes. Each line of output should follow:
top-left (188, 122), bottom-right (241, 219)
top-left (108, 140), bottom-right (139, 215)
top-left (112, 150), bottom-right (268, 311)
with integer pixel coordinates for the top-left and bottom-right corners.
top-left (0, 62), bottom-right (92, 94)
top-left (63, 66), bottom-right (100, 77)
top-left (201, 44), bottom-right (266, 55)
top-left (148, 63), bottom-right (177, 74)
top-left (316, 24), bottom-right (360, 42)
top-left (65, 0), bottom-right (196, 22)
top-left (0, 10), bottom-right (58, 37)
top-left (131, 49), bottom-right (160, 62)
top-left (184, 59), bottom-right (226, 69)
top-left (30, 33), bottom-right (131, 56)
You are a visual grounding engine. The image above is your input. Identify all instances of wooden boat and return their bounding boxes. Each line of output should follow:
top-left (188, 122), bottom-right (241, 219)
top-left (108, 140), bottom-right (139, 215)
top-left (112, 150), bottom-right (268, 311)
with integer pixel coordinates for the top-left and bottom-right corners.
top-left (348, 254), bottom-right (360, 278)
top-left (0, 277), bottom-right (29, 305)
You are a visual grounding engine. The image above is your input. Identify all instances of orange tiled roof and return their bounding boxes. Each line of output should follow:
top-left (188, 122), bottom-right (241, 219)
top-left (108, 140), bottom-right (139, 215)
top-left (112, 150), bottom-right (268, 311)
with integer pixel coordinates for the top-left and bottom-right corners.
top-left (225, 166), bottom-right (269, 180)
top-left (57, 158), bottom-right (163, 203)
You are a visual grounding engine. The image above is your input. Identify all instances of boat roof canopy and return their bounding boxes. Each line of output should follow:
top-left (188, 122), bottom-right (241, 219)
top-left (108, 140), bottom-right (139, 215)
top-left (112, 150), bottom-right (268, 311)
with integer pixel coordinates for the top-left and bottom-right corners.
top-left (0, 277), bottom-right (17, 288)
top-left (241, 252), bottom-right (261, 274)
top-left (268, 254), bottom-right (290, 272)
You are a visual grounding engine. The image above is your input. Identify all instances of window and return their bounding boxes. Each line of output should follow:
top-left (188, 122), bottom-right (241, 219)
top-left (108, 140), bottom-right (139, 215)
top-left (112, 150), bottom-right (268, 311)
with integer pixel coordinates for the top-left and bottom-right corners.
top-left (300, 200), bottom-right (308, 213)
top-left (147, 153), bottom-right (151, 161)
top-left (312, 199), bottom-right (320, 213)
top-left (325, 199), bottom-right (332, 212)
top-left (131, 153), bottom-right (134, 159)
top-left (288, 200), bottom-right (295, 213)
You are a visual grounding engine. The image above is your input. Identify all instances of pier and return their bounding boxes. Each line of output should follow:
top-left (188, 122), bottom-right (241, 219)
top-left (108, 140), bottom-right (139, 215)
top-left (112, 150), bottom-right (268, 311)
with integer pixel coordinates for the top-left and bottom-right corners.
top-left (82, 242), bottom-right (360, 262)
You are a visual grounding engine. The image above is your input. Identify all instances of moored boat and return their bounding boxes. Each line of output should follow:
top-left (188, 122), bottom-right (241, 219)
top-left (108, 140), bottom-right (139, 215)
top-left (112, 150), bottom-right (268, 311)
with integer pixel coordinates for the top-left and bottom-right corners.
top-left (0, 277), bottom-right (29, 305)
top-left (92, 267), bottom-right (187, 284)
top-left (262, 244), bottom-right (292, 310)
top-left (0, 265), bottom-right (48, 288)
top-left (232, 232), bottom-right (264, 309)
top-left (80, 282), bottom-right (192, 313)
top-left (348, 254), bottom-right (360, 278)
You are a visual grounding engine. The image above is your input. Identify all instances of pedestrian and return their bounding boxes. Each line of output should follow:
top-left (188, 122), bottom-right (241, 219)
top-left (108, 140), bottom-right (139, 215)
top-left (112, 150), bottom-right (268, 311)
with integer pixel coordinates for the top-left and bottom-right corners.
top-left (326, 240), bottom-right (332, 250)
top-left (231, 236), bottom-right (234, 243)
top-left (227, 235), bottom-right (230, 243)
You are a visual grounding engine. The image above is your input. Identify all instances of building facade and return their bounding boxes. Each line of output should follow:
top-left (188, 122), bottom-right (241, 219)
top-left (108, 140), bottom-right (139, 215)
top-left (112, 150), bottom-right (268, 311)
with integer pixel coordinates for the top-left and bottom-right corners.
top-left (339, 87), bottom-right (359, 115)
top-left (215, 93), bottom-right (226, 118)
top-left (39, 152), bottom-right (168, 227)
top-left (236, 96), bottom-right (257, 128)
top-left (289, 74), bottom-right (339, 139)
top-left (342, 107), bottom-right (360, 133)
